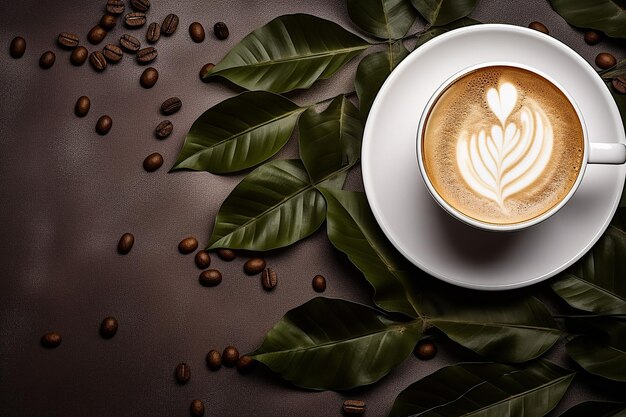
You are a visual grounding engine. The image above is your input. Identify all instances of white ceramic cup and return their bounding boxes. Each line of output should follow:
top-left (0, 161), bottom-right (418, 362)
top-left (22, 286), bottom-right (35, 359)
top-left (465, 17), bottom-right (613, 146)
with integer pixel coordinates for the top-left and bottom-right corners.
top-left (416, 62), bottom-right (626, 232)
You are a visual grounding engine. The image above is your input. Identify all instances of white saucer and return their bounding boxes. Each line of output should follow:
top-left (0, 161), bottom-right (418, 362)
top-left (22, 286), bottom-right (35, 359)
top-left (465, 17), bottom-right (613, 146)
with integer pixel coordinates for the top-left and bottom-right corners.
top-left (362, 24), bottom-right (626, 290)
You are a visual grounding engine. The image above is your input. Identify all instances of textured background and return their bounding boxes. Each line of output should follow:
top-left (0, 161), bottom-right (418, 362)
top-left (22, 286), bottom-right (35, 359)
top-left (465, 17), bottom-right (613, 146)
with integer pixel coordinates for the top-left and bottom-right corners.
top-left (0, 1), bottom-right (624, 416)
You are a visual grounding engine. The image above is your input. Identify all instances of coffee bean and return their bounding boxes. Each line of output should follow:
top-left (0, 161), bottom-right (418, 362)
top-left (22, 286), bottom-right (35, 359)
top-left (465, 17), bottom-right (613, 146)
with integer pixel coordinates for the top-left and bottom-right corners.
top-left (10, 36), bottom-right (26, 58)
top-left (215, 249), bottom-right (235, 261)
top-left (244, 257), bottom-right (266, 275)
top-left (118, 232), bottom-right (135, 254)
top-left (41, 331), bottom-right (62, 348)
top-left (236, 355), bottom-right (256, 374)
top-left (161, 14), bottom-right (179, 35)
top-left (584, 30), bottom-right (602, 45)
top-left (39, 51), bottom-right (55, 69)
top-left (343, 400), bottom-right (366, 415)
top-left (195, 250), bottom-right (211, 269)
top-left (312, 274), bottom-right (326, 292)
top-left (100, 316), bottom-right (118, 338)
top-left (70, 46), bottom-right (88, 66)
top-left (190, 399), bottom-right (205, 417)
top-left (414, 340), bottom-right (437, 360)
top-left (131, 0), bottom-right (150, 12)
top-left (140, 67), bottom-right (158, 88)
top-left (146, 22), bottom-right (161, 43)
top-left (178, 237), bottom-right (198, 254)
top-left (199, 63), bottom-right (215, 81)
top-left (206, 349), bottom-right (221, 371)
top-left (213, 22), bottom-right (229, 40)
top-left (125, 12), bottom-right (147, 28)
top-left (103, 44), bottom-right (123, 62)
top-left (106, 0), bottom-right (125, 15)
top-left (136, 46), bottom-right (157, 63)
top-left (189, 22), bottom-right (205, 43)
top-left (613, 77), bottom-right (626, 94)
top-left (87, 25), bottom-right (107, 45)
top-left (57, 32), bottom-right (80, 49)
top-left (143, 152), bottom-right (163, 172)
top-left (528, 21), bottom-right (549, 34)
top-left (596, 52), bottom-right (617, 69)
top-left (199, 269), bottom-right (222, 287)
top-left (89, 50), bottom-right (107, 72)
top-left (75, 96), bottom-right (91, 117)
top-left (161, 97), bottom-right (182, 115)
top-left (96, 115), bottom-right (112, 135)
top-left (155, 120), bottom-right (173, 139)
top-left (222, 346), bottom-right (239, 367)
top-left (120, 34), bottom-right (141, 52)
top-left (261, 268), bottom-right (277, 291)
top-left (100, 14), bottom-right (117, 31)
top-left (175, 362), bottom-right (190, 384)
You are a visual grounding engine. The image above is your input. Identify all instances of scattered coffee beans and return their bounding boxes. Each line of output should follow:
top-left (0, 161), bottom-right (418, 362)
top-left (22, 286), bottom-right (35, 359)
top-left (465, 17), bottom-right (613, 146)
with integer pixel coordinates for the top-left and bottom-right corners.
top-left (596, 52), bottom-right (617, 69)
top-left (414, 340), bottom-right (437, 360)
top-left (155, 120), bottom-right (173, 138)
top-left (100, 316), bottom-right (118, 338)
top-left (75, 96), bottom-right (91, 117)
top-left (195, 250), bottom-right (211, 269)
top-left (236, 355), bottom-right (256, 374)
top-left (125, 12), bottom-right (147, 28)
top-left (41, 331), bottom-right (62, 348)
top-left (222, 346), bottom-right (239, 367)
top-left (161, 14), bottom-right (179, 35)
top-left (199, 62), bottom-right (215, 81)
top-left (10, 36), bottom-right (26, 58)
top-left (189, 22), bottom-right (205, 43)
top-left (57, 32), bottom-right (80, 49)
top-left (118, 232), bottom-right (135, 254)
top-left (584, 30), bottom-right (602, 45)
top-left (87, 25), bottom-right (107, 45)
top-left (100, 14), bottom-right (117, 31)
top-left (103, 44), bottom-right (123, 63)
top-left (120, 34), bottom-right (141, 52)
top-left (137, 46), bottom-right (157, 63)
top-left (178, 237), bottom-right (198, 254)
top-left (261, 268), bottom-right (277, 291)
top-left (140, 67), bottom-right (158, 88)
top-left (175, 362), bottom-right (191, 384)
top-left (161, 97), bottom-right (182, 115)
top-left (216, 248), bottom-right (236, 261)
top-left (70, 46), bottom-right (88, 65)
top-left (613, 77), bottom-right (626, 94)
top-left (244, 257), bottom-right (266, 275)
top-left (213, 22), bottom-right (229, 40)
top-left (143, 152), bottom-right (163, 172)
top-left (39, 51), bottom-right (55, 69)
top-left (312, 274), bottom-right (326, 292)
top-left (528, 21), bottom-right (548, 34)
top-left (106, 0), bottom-right (125, 15)
top-left (206, 349), bottom-right (222, 371)
top-left (199, 269), bottom-right (222, 287)
top-left (96, 115), bottom-right (113, 135)
top-left (131, 0), bottom-right (150, 12)
top-left (146, 22), bottom-right (161, 43)
top-left (190, 399), bottom-right (205, 417)
top-left (343, 400), bottom-right (366, 415)
top-left (90, 50), bottom-right (107, 72)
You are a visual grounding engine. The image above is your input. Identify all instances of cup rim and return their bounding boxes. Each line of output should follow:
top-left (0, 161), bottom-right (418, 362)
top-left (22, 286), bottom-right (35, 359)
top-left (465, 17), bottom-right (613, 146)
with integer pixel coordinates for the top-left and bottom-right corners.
top-left (416, 61), bottom-right (589, 232)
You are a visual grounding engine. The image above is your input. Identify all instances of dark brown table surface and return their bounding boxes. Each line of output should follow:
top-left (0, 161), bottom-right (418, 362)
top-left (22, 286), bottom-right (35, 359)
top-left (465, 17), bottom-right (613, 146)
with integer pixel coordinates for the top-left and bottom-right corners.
top-left (1, 1), bottom-right (624, 416)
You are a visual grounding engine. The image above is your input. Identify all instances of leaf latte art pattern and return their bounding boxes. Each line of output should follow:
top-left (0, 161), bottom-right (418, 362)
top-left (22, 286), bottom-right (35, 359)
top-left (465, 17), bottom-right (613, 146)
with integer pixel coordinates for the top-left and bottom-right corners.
top-left (456, 82), bottom-right (554, 209)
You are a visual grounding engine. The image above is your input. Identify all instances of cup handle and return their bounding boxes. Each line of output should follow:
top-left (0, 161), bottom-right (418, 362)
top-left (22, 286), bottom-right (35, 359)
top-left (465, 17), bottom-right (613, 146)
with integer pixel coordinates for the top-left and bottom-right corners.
top-left (588, 142), bottom-right (626, 164)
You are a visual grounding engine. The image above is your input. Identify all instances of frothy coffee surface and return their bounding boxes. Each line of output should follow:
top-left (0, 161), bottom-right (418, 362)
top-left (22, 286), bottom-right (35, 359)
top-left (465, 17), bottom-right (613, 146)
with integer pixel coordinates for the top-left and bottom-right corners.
top-left (422, 66), bottom-right (584, 225)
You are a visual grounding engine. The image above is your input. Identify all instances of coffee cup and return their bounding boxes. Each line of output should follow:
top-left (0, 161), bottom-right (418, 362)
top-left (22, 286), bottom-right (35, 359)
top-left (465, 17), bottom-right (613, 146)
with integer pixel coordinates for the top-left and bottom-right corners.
top-left (416, 62), bottom-right (626, 232)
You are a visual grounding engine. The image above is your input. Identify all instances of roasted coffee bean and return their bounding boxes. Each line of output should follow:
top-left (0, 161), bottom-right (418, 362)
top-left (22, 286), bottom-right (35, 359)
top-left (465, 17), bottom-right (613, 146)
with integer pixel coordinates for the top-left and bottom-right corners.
top-left (244, 257), bottom-right (266, 275)
top-left (199, 62), bottom-right (214, 81)
top-left (70, 46), bottom-right (88, 66)
top-left (584, 30), bottom-right (602, 45)
top-left (57, 32), bottom-right (80, 49)
top-left (343, 400), bottom-right (366, 415)
top-left (146, 22), bottom-right (161, 43)
top-left (175, 362), bottom-right (190, 384)
top-left (195, 250), bottom-right (211, 269)
top-left (206, 349), bottom-right (222, 371)
top-left (596, 52), bottom-right (617, 69)
top-left (75, 96), bottom-right (91, 117)
top-left (140, 67), bottom-right (158, 88)
top-left (178, 237), bottom-right (198, 254)
top-left (103, 44), bottom-right (123, 62)
top-left (10, 36), bottom-right (26, 58)
top-left (161, 97), bottom-right (182, 115)
top-left (312, 274), bottom-right (326, 292)
top-left (528, 21), bottom-right (549, 34)
top-left (161, 14), bottom-right (179, 35)
top-left (143, 152), bottom-right (163, 172)
top-left (90, 50), bottom-right (107, 71)
top-left (414, 340), bottom-right (437, 360)
top-left (261, 268), bottom-right (277, 291)
top-left (613, 77), bottom-right (626, 94)
top-left (189, 22), bottom-right (205, 43)
top-left (222, 346), bottom-right (239, 367)
top-left (125, 12), bottom-right (147, 28)
top-left (100, 316), bottom-right (118, 338)
top-left (96, 115), bottom-right (112, 135)
top-left (155, 120), bottom-right (173, 138)
top-left (213, 22), bottom-right (229, 40)
top-left (118, 232), bottom-right (134, 254)
top-left (106, 0), bottom-right (125, 15)
top-left (136, 46), bottom-right (157, 63)
top-left (87, 25), bottom-right (107, 45)
top-left (199, 269), bottom-right (222, 287)
top-left (236, 355), bottom-right (256, 374)
top-left (41, 331), bottom-right (62, 348)
top-left (190, 399), bottom-right (205, 417)
top-left (216, 248), bottom-right (236, 261)
top-left (39, 51), bottom-right (55, 69)
top-left (131, 0), bottom-right (150, 12)
top-left (120, 34), bottom-right (141, 52)
top-left (100, 14), bottom-right (117, 31)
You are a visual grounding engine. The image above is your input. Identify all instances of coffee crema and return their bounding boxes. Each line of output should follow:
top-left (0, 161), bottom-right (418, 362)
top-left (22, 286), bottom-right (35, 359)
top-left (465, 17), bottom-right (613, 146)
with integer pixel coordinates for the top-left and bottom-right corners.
top-left (421, 65), bottom-right (584, 225)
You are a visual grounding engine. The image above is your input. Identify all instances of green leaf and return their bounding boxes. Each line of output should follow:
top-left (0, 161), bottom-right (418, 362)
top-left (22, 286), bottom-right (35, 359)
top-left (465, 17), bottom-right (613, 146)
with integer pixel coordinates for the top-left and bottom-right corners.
top-left (203, 14), bottom-right (370, 93)
top-left (298, 95), bottom-right (363, 184)
top-left (559, 401), bottom-right (626, 417)
top-left (410, 0), bottom-right (477, 26)
top-left (388, 359), bottom-right (575, 417)
top-left (550, 0), bottom-right (626, 39)
top-left (250, 297), bottom-right (422, 390)
top-left (321, 189), bottom-right (423, 318)
top-left (171, 92), bottom-right (305, 174)
top-left (600, 59), bottom-right (626, 79)
top-left (414, 17), bottom-right (481, 49)
top-left (355, 42), bottom-right (409, 120)
top-left (347, 0), bottom-right (417, 40)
